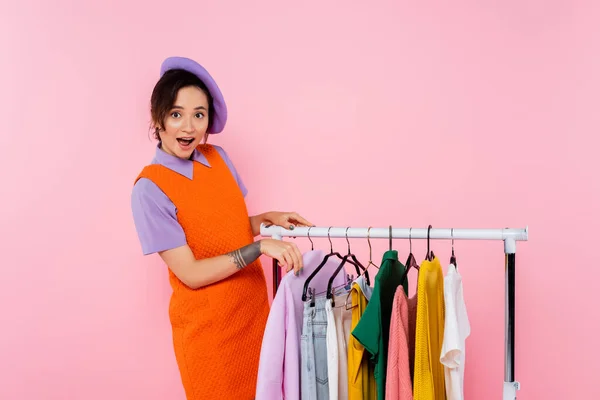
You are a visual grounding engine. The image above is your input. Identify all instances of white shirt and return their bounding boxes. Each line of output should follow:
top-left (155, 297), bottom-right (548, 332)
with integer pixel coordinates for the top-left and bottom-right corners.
top-left (440, 264), bottom-right (471, 400)
top-left (326, 285), bottom-right (354, 400)
top-left (326, 298), bottom-right (339, 399)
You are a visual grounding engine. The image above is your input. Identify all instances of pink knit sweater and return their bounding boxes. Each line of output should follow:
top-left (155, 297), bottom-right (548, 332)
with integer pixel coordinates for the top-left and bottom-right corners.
top-left (386, 287), bottom-right (417, 400)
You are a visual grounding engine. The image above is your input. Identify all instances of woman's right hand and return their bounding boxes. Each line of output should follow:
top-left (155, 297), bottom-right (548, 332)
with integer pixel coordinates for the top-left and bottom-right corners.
top-left (259, 239), bottom-right (304, 276)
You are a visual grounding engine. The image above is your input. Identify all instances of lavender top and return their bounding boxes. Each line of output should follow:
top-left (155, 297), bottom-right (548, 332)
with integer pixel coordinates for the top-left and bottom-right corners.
top-left (131, 144), bottom-right (248, 255)
top-left (255, 250), bottom-right (347, 400)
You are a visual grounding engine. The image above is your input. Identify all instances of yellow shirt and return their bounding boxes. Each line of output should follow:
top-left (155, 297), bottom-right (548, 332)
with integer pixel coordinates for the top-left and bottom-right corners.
top-left (414, 257), bottom-right (446, 400)
top-left (348, 281), bottom-right (378, 399)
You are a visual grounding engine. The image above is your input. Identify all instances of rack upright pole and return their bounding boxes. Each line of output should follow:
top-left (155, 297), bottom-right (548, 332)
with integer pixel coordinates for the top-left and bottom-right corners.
top-left (269, 230), bottom-right (283, 297)
top-left (503, 238), bottom-right (520, 399)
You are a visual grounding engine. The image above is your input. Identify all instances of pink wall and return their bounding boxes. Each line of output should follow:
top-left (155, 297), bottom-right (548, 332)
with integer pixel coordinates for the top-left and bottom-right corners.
top-left (1, 1), bottom-right (598, 398)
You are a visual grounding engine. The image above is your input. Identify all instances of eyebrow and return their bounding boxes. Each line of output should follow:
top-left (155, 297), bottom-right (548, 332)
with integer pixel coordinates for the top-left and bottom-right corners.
top-left (172, 105), bottom-right (207, 110)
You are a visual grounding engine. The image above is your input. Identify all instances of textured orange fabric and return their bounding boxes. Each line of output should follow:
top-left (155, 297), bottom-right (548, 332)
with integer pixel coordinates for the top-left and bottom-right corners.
top-left (135, 144), bottom-right (270, 400)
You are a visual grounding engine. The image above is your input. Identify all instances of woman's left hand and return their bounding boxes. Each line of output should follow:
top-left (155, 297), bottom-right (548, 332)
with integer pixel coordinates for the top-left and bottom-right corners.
top-left (265, 211), bottom-right (314, 231)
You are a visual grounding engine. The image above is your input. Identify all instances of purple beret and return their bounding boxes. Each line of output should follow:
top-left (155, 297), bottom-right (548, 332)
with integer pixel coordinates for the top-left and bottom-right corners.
top-left (160, 56), bottom-right (227, 134)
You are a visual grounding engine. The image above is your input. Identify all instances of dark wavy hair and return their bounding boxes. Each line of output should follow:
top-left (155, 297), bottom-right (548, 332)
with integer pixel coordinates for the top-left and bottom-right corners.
top-left (150, 69), bottom-right (214, 141)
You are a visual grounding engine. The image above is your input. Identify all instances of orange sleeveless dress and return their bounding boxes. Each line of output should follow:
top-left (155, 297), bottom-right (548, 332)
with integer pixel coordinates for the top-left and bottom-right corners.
top-left (135, 144), bottom-right (270, 399)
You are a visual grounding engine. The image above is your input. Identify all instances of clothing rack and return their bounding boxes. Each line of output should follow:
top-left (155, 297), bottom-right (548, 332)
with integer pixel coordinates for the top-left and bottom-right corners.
top-left (260, 224), bottom-right (528, 400)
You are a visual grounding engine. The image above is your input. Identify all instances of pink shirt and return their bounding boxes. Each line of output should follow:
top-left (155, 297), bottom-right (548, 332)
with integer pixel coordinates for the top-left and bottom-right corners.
top-left (255, 250), bottom-right (346, 400)
top-left (386, 286), bottom-right (417, 400)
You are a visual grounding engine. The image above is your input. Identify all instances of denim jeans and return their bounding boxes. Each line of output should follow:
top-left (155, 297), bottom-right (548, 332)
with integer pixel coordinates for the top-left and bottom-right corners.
top-left (301, 296), bottom-right (330, 400)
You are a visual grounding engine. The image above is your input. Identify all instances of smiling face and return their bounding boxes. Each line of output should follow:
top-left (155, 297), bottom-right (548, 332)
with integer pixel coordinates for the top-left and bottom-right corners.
top-left (150, 69), bottom-right (214, 159)
top-left (158, 86), bottom-right (210, 159)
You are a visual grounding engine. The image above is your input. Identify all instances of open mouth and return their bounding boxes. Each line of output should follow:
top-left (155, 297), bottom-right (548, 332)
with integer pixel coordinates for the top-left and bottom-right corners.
top-left (176, 137), bottom-right (195, 146)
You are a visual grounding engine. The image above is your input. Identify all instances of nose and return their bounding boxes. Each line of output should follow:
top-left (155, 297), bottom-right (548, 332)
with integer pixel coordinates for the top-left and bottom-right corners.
top-left (182, 117), bottom-right (195, 133)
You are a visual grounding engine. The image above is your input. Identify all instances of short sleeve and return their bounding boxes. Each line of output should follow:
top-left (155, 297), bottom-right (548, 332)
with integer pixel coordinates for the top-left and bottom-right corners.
top-left (352, 286), bottom-right (381, 360)
top-left (131, 178), bottom-right (187, 255)
top-left (214, 145), bottom-right (248, 197)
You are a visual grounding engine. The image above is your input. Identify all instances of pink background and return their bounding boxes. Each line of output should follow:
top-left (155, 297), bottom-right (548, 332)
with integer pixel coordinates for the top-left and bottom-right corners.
top-left (1, 0), bottom-right (598, 399)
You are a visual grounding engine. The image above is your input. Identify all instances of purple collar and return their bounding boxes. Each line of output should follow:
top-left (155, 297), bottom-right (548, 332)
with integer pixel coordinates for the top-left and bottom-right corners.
top-left (151, 143), bottom-right (211, 179)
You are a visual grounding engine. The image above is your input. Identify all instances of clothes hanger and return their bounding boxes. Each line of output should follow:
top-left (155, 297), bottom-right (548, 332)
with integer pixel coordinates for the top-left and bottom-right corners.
top-left (307, 287), bottom-right (315, 307)
top-left (389, 225), bottom-right (393, 250)
top-left (426, 224), bottom-right (435, 261)
top-left (325, 227), bottom-right (368, 306)
top-left (342, 226), bottom-right (380, 311)
top-left (302, 228), bottom-right (316, 305)
top-left (365, 226), bottom-right (380, 271)
top-left (341, 226), bottom-right (384, 311)
top-left (400, 227), bottom-right (420, 285)
top-left (302, 227), bottom-right (364, 303)
top-left (405, 227), bottom-right (419, 272)
top-left (332, 273), bottom-right (355, 309)
top-left (341, 227), bottom-right (369, 284)
top-left (450, 227), bottom-right (457, 268)
top-left (343, 293), bottom-right (356, 310)
top-left (302, 226), bottom-right (333, 302)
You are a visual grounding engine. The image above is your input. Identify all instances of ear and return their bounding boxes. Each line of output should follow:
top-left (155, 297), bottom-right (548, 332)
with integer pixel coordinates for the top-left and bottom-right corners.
top-left (153, 120), bottom-right (164, 132)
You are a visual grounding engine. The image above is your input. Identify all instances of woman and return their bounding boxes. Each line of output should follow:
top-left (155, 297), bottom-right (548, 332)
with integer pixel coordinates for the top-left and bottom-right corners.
top-left (131, 56), bottom-right (313, 399)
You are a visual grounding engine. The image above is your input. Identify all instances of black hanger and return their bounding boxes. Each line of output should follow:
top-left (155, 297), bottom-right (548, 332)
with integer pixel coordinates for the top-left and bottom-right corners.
top-left (301, 227), bottom-right (364, 303)
top-left (401, 227), bottom-right (419, 284)
top-left (450, 228), bottom-right (457, 268)
top-left (389, 225), bottom-right (393, 250)
top-left (325, 228), bottom-right (369, 305)
top-left (426, 224), bottom-right (435, 261)
top-left (405, 227), bottom-right (419, 270)
top-left (302, 227), bottom-right (335, 302)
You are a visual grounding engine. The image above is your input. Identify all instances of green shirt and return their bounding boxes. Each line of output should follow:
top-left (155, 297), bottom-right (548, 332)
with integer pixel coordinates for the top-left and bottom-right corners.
top-left (351, 250), bottom-right (408, 400)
